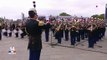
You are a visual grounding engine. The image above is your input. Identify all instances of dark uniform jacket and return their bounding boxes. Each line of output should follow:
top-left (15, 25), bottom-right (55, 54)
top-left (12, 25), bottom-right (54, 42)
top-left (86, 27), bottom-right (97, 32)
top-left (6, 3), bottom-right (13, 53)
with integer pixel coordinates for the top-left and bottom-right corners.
top-left (44, 23), bottom-right (51, 32)
top-left (26, 19), bottom-right (43, 50)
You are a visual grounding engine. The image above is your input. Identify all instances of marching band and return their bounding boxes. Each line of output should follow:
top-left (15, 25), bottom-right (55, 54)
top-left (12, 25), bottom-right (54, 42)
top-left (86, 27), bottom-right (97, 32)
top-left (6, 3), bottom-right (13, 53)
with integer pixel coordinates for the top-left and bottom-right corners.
top-left (0, 17), bottom-right (106, 48)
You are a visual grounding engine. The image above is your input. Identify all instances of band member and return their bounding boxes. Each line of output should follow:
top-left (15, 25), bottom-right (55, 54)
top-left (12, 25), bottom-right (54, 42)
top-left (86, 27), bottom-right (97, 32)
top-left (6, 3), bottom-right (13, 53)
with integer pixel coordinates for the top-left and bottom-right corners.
top-left (9, 26), bottom-right (13, 37)
top-left (54, 22), bottom-right (63, 44)
top-left (87, 24), bottom-right (95, 48)
top-left (3, 27), bottom-right (8, 37)
top-left (75, 24), bottom-right (80, 42)
top-left (20, 25), bottom-right (26, 38)
top-left (7, 28), bottom-right (11, 37)
top-left (44, 21), bottom-right (51, 42)
top-left (64, 23), bottom-right (69, 41)
top-left (70, 25), bottom-right (77, 47)
top-left (79, 24), bottom-right (85, 40)
top-left (15, 27), bottom-right (19, 38)
top-left (60, 25), bottom-right (64, 39)
top-left (26, 8), bottom-right (44, 60)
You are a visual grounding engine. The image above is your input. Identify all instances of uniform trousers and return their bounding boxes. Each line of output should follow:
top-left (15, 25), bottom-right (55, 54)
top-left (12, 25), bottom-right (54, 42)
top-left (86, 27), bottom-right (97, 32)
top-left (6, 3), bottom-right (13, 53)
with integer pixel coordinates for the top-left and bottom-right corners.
top-left (29, 49), bottom-right (41, 60)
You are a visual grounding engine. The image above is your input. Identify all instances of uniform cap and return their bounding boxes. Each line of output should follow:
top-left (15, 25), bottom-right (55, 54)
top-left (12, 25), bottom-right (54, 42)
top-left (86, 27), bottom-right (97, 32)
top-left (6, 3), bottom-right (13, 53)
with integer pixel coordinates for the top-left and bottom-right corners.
top-left (29, 8), bottom-right (37, 14)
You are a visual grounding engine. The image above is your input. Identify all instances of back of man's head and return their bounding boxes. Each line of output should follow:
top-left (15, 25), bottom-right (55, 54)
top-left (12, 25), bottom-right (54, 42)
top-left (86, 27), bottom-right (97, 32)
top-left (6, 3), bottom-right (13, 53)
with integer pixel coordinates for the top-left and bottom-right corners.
top-left (28, 8), bottom-right (37, 18)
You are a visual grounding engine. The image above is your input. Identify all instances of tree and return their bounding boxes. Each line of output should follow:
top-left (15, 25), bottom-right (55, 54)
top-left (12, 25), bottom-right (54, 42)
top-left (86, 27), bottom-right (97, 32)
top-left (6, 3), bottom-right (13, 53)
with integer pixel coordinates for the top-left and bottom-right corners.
top-left (98, 14), bottom-right (104, 19)
top-left (91, 14), bottom-right (99, 18)
top-left (0, 17), bottom-right (4, 22)
top-left (59, 12), bottom-right (71, 16)
top-left (0, 17), bottom-right (4, 25)
top-left (91, 14), bottom-right (104, 19)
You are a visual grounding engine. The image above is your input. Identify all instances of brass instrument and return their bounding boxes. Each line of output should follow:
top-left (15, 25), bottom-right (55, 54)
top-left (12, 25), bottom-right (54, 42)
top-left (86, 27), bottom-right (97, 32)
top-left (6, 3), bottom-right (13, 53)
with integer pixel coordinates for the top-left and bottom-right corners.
top-left (55, 22), bottom-right (62, 31)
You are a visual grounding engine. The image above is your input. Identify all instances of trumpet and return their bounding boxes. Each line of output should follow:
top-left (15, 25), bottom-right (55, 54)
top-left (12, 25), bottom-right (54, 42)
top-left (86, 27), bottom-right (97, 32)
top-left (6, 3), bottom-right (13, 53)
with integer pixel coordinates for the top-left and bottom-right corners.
top-left (37, 19), bottom-right (44, 26)
top-left (55, 22), bottom-right (62, 31)
top-left (53, 22), bottom-right (63, 36)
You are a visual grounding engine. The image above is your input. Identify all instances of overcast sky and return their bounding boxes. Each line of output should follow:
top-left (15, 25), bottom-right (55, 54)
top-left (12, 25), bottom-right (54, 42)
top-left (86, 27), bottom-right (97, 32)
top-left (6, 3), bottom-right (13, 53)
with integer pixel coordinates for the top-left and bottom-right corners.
top-left (0, 0), bottom-right (107, 20)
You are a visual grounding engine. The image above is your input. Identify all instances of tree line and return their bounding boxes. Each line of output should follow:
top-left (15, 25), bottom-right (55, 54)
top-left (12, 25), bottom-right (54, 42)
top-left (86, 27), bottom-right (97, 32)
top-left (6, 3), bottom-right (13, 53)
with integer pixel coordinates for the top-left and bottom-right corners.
top-left (59, 12), bottom-right (105, 20)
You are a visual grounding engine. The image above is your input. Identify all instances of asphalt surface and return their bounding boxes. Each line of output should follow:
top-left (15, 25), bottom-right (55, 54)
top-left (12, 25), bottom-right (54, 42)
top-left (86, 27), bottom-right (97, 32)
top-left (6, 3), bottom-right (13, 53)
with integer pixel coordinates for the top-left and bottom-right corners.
top-left (0, 30), bottom-right (107, 60)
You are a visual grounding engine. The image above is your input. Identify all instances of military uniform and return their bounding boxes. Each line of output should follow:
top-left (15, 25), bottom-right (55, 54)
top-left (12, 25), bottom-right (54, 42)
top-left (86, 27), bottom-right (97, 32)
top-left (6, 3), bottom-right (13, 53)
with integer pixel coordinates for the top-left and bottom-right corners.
top-left (87, 25), bottom-right (95, 48)
top-left (76, 27), bottom-right (80, 42)
top-left (70, 26), bottom-right (77, 45)
top-left (20, 26), bottom-right (26, 38)
top-left (26, 8), bottom-right (44, 60)
top-left (64, 24), bottom-right (69, 41)
top-left (15, 27), bottom-right (19, 38)
top-left (44, 23), bottom-right (51, 42)
top-left (54, 23), bottom-right (63, 44)
top-left (26, 18), bottom-right (44, 60)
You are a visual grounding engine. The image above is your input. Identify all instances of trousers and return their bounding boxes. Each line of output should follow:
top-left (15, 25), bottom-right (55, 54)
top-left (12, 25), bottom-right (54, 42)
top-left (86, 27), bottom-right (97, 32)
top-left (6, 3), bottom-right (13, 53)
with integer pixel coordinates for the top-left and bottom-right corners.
top-left (29, 49), bottom-right (41, 60)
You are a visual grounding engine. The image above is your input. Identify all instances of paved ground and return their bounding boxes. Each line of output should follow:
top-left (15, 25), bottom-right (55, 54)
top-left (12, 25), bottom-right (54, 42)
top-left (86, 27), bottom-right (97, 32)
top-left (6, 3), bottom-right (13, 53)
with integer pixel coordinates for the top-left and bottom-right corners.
top-left (0, 30), bottom-right (107, 60)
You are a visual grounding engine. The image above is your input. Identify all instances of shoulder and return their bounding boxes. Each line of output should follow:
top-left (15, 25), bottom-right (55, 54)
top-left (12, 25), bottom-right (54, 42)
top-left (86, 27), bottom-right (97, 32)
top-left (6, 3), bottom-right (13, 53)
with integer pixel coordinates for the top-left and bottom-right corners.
top-left (26, 19), bottom-right (38, 24)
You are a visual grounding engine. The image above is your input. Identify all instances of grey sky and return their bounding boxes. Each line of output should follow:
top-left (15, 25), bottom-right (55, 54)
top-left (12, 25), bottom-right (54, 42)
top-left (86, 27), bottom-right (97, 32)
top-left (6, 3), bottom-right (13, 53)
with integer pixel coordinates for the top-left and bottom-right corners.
top-left (0, 0), bottom-right (107, 20)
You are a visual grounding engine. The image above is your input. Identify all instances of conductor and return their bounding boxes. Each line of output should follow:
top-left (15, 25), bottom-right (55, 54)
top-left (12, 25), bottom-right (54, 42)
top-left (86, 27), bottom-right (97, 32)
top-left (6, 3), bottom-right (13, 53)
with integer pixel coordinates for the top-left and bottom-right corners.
top-left (26, 8), bottom-right (44, 60)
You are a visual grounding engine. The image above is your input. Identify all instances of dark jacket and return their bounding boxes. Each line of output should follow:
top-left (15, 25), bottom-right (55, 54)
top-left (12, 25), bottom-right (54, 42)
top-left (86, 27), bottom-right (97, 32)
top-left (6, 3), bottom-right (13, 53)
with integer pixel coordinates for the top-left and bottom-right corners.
top-left (26, 19), bottom-right (43, 50)
top-left (44, 23), bottom-right (51, 32)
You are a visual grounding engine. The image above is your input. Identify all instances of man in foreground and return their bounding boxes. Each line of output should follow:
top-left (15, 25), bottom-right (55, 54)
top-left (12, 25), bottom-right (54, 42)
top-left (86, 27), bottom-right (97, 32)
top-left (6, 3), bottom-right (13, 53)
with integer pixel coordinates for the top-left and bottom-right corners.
top-left (26, 8), bottom-right (44, 60)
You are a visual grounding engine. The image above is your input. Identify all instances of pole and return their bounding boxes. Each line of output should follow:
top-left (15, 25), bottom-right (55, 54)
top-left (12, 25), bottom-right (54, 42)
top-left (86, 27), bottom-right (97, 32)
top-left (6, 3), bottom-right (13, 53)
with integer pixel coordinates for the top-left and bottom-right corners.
top-left (105, 4), bottom-right (107, 22)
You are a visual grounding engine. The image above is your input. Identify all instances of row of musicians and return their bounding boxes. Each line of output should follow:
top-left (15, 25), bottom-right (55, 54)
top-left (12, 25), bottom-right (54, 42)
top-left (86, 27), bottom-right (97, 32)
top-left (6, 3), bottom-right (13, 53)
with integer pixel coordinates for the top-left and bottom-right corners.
top-left (45, 23), bottom-right (106, 48)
